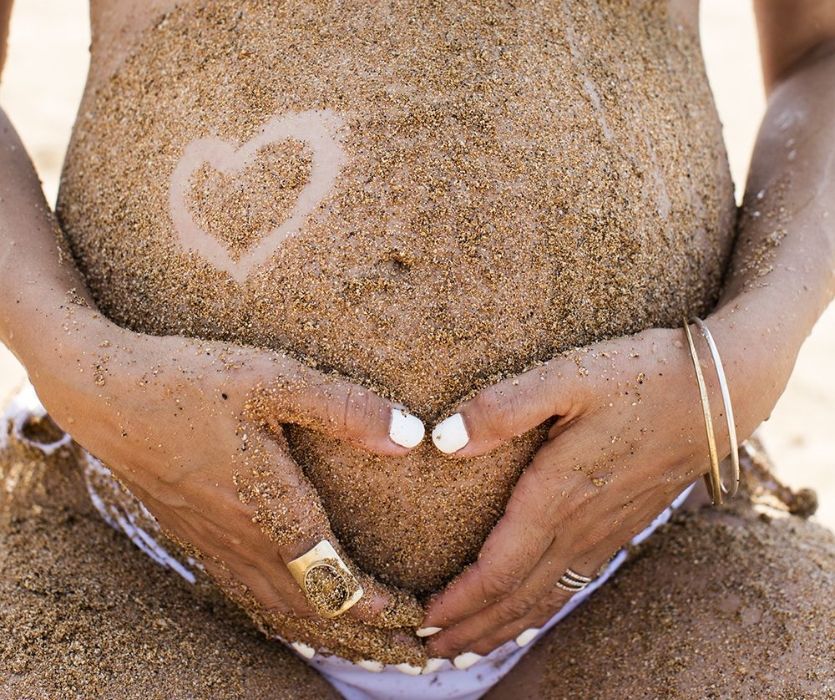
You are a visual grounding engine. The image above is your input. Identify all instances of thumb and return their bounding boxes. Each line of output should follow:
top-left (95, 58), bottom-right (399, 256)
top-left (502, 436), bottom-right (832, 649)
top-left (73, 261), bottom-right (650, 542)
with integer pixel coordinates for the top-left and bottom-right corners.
top-left (247, 354), bottom-right (425, 456)
top-left (430, 358), bottom-right (583, 458)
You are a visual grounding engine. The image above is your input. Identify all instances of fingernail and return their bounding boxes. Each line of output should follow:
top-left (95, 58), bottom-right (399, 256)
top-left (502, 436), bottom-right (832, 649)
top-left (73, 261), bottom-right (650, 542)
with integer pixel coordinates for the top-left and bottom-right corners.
top-left (432, 413), bottom-right (469, 454)
top-left (453, 651), bottom-right (482, 670)
top-left (416, 626), bottom-right (442, 638)
top-left (515, 628), bottom-right (540, 647)
top-left (395, 663), bottom-right (423, 676)
top-left (357, 659), bottom-right (384, 672)
top-left (290, 641), bottom-right (316, 659)
top-left (422, 658), bottom-right (447, 674)
top-left (389, 407), bottom-right (425, 448)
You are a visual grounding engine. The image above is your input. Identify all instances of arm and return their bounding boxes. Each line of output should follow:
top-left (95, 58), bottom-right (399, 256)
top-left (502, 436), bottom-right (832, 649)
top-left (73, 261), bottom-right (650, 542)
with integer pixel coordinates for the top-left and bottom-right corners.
top-left (713, 0), bottom-right (835, 393)
top-left (0, 0), bottom-right (11, 73)
top-left (421, 3), bottom-right (835, 659)
top-left (0, 11), bottom-right (424, 639)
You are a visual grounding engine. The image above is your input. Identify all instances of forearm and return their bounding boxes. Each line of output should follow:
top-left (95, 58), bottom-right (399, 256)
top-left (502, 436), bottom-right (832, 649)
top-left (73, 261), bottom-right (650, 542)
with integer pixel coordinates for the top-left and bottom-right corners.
top-left (706, 45), bottom-right (835, 425)
top-left (0, 107), bottom-right (97, 367)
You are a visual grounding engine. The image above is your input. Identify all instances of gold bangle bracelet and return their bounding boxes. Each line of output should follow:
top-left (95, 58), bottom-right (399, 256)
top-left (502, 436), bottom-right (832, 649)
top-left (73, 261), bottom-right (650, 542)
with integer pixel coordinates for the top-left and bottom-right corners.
top-left (683, 318), bottom-right (723, 506)
top-left (693, 317), bottom-right (740, 498)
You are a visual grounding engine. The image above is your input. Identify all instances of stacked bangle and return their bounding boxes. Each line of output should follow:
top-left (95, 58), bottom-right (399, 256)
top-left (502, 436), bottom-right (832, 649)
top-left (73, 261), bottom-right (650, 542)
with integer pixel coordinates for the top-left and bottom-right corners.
top-left (683, 318), bottom-right (723, 505)
top-left (682, 316), bottom-right (740, 505)
top-left (693, 318), bottom-right (740, 497)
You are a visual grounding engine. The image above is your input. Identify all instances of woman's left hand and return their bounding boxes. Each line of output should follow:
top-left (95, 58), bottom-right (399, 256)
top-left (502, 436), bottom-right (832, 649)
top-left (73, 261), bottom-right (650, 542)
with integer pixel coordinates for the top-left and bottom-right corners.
top-left (421, 321), bottom-right (780, 660)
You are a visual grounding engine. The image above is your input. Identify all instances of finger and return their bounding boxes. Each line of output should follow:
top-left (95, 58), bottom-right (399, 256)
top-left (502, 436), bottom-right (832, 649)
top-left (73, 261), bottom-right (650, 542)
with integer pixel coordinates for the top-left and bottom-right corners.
top-left (430, 357), bottom-right (584, 457)
top-left (201, 557), bottom-right (302, 619)
top-left (248, 355), bottom-right (425, 455)
top-left (430, 486), bottom-right (678, 658)
top-left (463, 549), bottom-right (609, 658)
top-left (155, 494), bottom-right (316, 617)
top-left (236, 429), bottom-right (408, 626)
top-left (427, 547), bottom-right (598, 660)
top-left (422, 441), bottom-right (572, 630)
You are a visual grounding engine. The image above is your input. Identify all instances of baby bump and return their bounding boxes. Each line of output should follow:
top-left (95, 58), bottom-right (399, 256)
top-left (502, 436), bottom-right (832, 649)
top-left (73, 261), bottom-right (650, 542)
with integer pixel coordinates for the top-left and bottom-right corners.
top-left (57, 0), bottom-right (736, 593)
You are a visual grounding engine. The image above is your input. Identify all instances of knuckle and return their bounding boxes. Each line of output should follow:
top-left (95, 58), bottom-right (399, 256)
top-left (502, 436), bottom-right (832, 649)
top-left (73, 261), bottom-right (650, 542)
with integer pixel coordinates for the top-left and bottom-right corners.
top-left (339, 385), bottom-right (377, 440)
top-left (480, 568), bottom-right (522, 601)
top-left (497, 593), bottom-right (537, 623)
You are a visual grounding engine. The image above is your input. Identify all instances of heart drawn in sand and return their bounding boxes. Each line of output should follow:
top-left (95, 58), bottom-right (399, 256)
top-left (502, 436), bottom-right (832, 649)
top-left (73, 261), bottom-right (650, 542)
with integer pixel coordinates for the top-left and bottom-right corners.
top-left (169, 110), bottom-right (346, 284)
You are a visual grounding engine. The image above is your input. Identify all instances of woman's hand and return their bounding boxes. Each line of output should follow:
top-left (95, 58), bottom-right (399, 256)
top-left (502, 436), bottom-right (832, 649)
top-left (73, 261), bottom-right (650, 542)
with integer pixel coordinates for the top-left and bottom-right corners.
top-left (28, 303), bottom-right (424, 626)
top-left (421, 318), bottom-right (788, 659)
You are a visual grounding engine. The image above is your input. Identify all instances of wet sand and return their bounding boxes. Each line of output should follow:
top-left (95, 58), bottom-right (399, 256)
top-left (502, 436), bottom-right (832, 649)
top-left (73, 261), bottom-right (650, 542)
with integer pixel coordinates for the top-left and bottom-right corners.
top-left (0, 417), bottom-right (339, 699)
top-left (487, 503), bottom-right (835, 699)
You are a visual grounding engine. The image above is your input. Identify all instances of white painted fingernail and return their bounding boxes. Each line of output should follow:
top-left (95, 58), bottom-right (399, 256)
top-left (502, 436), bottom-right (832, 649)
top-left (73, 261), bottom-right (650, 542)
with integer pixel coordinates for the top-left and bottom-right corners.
top-left (389, 407), bottom-right (425, 448)
top-left (453, 651), bottom-right (482, 670)
top-left (432, 413), bottom-right (469, 454)
top-left (416, 626), bottom-right (442, 638)
top-left (395, 663), bottom-right (423, 676)
top-left (515, 628), bottom-right (540, 647)
top-left (423, 658), bottom-right (447, 674)
top-left (357, 659), bottom-right (384, 673)
top-left (291, 641), bottom-right (316, 659)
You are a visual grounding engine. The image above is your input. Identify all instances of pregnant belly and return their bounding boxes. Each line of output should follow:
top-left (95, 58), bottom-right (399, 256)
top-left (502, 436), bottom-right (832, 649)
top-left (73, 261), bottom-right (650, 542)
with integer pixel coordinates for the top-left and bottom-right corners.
top-left (57, 0), bottom-right (735, 594)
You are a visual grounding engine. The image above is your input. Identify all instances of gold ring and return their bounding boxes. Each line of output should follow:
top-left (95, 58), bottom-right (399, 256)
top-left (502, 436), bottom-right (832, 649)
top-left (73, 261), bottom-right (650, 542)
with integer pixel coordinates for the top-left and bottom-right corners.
top-left (287, 540), bottom-right (363, 618)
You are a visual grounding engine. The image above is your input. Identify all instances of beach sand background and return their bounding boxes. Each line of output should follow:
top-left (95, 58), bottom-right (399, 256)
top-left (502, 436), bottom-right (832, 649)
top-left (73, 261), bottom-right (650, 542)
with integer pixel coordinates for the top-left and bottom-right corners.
top-left (1, 1), bottom-right (833, 528)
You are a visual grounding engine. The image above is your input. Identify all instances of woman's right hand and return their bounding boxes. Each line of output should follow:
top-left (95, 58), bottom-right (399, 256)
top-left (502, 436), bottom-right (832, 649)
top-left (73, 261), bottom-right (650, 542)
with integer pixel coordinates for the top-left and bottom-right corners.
top-left (27, 302), bottom-right (425, 627)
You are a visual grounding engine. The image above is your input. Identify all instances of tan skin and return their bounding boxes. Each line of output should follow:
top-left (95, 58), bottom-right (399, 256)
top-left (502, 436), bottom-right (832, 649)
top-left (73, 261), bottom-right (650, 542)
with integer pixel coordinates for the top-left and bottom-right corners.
top-left (1, 0), bottom-right (833, 681)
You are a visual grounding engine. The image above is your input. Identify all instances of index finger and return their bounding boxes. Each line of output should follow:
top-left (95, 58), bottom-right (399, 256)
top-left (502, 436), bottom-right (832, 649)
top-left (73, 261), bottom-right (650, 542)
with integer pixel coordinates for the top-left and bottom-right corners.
top-left (422, 441), bottom-right (570, 629)
top-left (237, 424), bottom-right (421, 628)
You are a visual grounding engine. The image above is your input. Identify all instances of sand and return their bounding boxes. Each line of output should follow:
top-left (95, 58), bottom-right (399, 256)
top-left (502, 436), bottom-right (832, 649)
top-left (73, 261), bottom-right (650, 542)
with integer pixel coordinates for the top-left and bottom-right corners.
top-left (488, 505), bottom-right (835, 698)
top-left (0, 417), bottom-right (340, 699)
top-left (56, 1), bottom-right (735, 601)
top-left (3, 409), bottom-right (833, 696)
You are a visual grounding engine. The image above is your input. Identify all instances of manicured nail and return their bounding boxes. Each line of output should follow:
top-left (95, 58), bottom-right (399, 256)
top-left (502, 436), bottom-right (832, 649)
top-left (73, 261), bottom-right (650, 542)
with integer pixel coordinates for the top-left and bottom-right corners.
top-left (453, 651), bottom-right (482, 670)
top-left (416, 626), bottom-right (442, 638)
top-left (389, 407), bottom-right (425, 448)
top-left (395, 663), bottom-right (422, 676)
top-left (290, 641), bottom-right (315, 659)
top-left (432, 413), bottom-right (469, 454)
top-left (357, 659), bottom-right (384, 672)
top-left (422, 658), bottom-right (447, 674)
top-left (515, 628), bottom-right (540, 647)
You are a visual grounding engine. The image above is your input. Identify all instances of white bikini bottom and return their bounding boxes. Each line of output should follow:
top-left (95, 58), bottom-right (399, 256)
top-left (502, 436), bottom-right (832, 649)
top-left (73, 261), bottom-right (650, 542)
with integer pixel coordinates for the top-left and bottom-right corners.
top-left (3, 383), bottom-right (693, 700)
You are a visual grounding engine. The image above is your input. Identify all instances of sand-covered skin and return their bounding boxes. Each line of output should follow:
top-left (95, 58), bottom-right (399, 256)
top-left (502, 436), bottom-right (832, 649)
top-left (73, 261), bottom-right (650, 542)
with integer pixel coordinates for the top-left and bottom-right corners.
top-left (0, 419), bottom-right (340, 699)
top-left (57, 0), bottom-right (736, 595)
top-left (189, 139), bottom-right (314, 262)
top-left (487, 504), bottom-right (835, 699)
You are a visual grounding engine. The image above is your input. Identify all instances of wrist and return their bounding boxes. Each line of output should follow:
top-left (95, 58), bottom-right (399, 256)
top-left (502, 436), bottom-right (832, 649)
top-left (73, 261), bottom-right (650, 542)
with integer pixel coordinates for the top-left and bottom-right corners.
top-left (704, 293), bottom-right (798, 440)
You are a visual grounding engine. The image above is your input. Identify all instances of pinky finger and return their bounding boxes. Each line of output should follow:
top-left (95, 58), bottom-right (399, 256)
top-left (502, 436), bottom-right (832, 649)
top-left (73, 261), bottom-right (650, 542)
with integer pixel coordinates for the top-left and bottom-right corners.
top-left (467, 548), bottom-right (615, 656)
